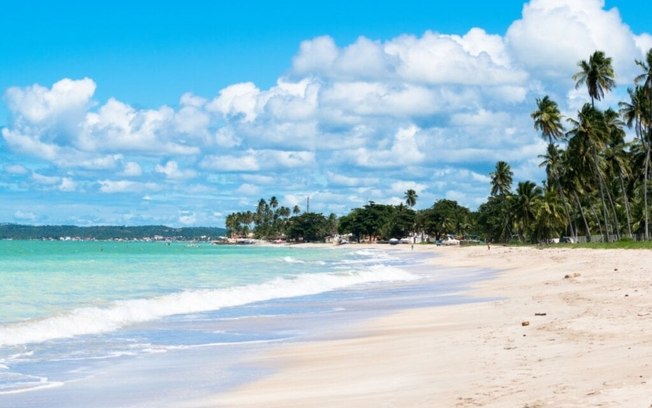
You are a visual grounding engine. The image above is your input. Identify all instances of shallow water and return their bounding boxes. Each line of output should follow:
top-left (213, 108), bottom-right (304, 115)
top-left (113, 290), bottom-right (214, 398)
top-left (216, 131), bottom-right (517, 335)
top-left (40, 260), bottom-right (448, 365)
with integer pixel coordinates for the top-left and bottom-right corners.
top-left (0, 241), bottom-right (492, 407)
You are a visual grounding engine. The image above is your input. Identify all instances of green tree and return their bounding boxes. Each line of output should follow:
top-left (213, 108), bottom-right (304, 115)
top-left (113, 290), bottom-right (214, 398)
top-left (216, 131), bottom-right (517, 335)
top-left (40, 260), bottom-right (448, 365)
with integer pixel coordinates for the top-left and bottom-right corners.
top-left (573, 50), bottom-right (616, 107)
top-left (512, 181), bottom-right (543, 242)
top-left (490, 161), bottom-right (513, 196)
top-left (285, 213), bottom-right (329, 242)
top-left (532, 95), bottom-right (565, 144)
top-left (404, 189), bottom-right (418, 208)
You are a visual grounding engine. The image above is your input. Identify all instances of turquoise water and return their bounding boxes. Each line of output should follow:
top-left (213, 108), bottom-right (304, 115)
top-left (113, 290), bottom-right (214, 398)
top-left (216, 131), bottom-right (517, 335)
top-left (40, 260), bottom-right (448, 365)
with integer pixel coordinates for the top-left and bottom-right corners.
top-left (0, 240), bottom-right (491, 407)
top-left (0, 241), bottom-right (359, 324)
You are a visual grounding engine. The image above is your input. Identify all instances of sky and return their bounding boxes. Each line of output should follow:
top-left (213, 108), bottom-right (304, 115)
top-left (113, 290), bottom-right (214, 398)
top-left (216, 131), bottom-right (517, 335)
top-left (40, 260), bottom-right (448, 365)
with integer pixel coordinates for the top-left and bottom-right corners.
top-left (1, 0), bottom-right (652, 227)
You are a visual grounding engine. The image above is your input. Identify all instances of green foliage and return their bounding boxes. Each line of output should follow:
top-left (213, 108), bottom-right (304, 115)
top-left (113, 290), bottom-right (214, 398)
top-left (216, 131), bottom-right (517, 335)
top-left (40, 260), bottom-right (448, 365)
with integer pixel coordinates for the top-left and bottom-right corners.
top-left (420, 199), bottom-right (471, 240)
top-left (285, 213), bottom-right (329, 242)
top-left (0, 224), bottom-right (226, 240)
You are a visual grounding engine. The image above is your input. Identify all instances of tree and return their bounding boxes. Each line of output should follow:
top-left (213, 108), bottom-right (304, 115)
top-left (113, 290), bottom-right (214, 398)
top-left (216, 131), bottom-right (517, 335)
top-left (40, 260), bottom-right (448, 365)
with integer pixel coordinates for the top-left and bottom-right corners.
top-left (404, 189), bottom-right (418, 208)
top-left (292, 205), bottom-right (301, 215)
top-left (512, 181), bottom-right (543, 242)
top-left (381, 206), bottom-right (416, 240)
top-left (421, 199), bottom-right (471, 240)
top-left (285, 213), bottom-right (329, 242)
top-left (532, 96), bottom-right (565, 144)
top-left (635, 48), bottom-right (652, 101)
top-left (538, 144), bottom-right (575, 239)
top-left (490, 161), bottom-right (513, 196)
top-left (629, 50), bottom-right (652, 239)
top-left (573, 50), bottom-right (616, 107)
top-left (567, 104), bottom-right (614, 240)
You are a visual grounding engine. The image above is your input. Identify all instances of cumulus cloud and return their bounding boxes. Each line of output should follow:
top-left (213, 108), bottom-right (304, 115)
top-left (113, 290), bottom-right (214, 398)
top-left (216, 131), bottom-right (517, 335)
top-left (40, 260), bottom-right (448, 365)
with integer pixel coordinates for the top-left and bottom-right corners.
top-left (201, 149), bottom-right (314, 172)
top-left (32, 172), bottom-right (60, 185)
top-left (59, 177), bottom-right (77, 192)
top-left (5, 77), bottom-right (95, 125)
top-left (344, 126), bottom-right (425, 168)
top-left (389, 181), bottom-right (427, 196)
top-left (207, 82), bottom-right (260, 122)
top-left (98, 180), bottom-right (161, 193)
top-left (4, 164), bottom-right (28, 174)
top-left (506, 0), bottom-right (643, 83)
top-left (155, 160), bottom-right (196, 180)
top-left (121, 161), bottom-right (143, 177)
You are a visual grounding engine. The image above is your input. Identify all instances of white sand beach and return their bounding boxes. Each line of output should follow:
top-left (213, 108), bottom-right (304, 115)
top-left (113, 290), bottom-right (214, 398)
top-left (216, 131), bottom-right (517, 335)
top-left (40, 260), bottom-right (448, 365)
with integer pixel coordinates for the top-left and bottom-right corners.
top-left (191, 245), bottom-right (652, 407)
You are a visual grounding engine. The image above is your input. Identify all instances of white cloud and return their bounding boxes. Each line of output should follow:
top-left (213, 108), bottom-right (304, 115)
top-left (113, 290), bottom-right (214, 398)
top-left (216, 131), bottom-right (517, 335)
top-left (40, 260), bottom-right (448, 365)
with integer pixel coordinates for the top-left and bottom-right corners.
top-left (389, 181), bottom-right (427, 196)
top-left (98, 180), bottom-right (160, 193)
top-left (121, 161), bottom-right (143, 177)
top-left (201, 149), bottom-right (314, 172)
top-left (240, 174), bottom-right (276, 184)
top-left (155, 160), bottom-right (196, 180)
top-left (385, 30), bottom-right (527, 86)
top-left (326, 171), bottom-right (378, 188)
top-left (4, 164), bottom-right (28, 174)
top-left (207, 82), bottom-right (260, 122)
top-left (346, 126), bottom-right (425, 168)
top-left (635, 34), bottom-right (652, 56)
top-left (2, 0), bottom-right (650, 225)
top-left (59, 177), bottom-right (77, 192)
top-left (506, 0), bottom-right (643, 83)
top-left (178, 212), bottom-right (197, 225)
top-left (292, 36), bottom-right (339, 76)
top-left (5, 77), bottom-right (95, 124)
top-left (202, 153), bottom-right (260, 172)
top-left (14, 210), bottom-right (37, 221)
top-left (236, 183), bottom-right (260, 196)
top-left (81, 98), bottom-right (198, 155)
top-left (32, 172), bottom-right (60, 185)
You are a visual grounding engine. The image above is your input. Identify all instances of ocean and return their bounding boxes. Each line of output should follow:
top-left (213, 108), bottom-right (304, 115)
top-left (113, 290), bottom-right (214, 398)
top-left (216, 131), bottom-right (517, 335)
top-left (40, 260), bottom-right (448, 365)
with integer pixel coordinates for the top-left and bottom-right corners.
top-left (0, 240), bottom-right (492, 407)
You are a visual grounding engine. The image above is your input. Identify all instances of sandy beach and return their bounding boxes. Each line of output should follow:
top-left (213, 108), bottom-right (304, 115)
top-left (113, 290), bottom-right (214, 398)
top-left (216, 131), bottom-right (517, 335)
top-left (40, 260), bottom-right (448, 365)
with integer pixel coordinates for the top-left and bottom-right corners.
top-left (188, 244), bottom-right (652, 407)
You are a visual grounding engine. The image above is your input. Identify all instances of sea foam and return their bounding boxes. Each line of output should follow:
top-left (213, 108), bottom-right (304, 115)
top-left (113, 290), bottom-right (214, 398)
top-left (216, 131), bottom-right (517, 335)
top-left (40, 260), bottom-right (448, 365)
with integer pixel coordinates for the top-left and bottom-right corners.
top-left (0, 265), bottom-right (417, 347)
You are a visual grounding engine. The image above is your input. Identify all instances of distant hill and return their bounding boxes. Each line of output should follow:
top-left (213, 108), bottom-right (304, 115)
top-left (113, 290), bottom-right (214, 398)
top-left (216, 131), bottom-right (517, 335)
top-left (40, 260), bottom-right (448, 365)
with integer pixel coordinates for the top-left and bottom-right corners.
top-left (0, 224), bottom-right (227, 241)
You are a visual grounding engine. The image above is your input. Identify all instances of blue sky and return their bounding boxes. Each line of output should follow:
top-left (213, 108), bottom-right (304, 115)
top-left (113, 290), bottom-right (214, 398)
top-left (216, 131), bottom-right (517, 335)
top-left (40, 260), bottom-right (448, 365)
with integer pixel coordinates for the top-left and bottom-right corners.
top-left (1, 0), bottom-right (651, 227)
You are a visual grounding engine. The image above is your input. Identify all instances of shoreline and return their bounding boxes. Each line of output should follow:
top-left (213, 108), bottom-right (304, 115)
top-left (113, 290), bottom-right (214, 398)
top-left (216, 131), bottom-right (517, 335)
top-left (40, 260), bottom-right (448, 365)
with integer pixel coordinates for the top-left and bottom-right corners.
top-left (191, 244), bottom-right (652, 407)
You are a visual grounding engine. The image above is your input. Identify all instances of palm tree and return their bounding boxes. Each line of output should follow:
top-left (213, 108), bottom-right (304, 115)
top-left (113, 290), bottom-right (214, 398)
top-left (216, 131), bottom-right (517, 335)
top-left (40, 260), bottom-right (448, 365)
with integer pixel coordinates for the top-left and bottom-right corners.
top-left (292, 205), bottom-right (301, 215)
top-left (620, 86), bottom-right (651, 239)
top-left (538, 144), bottom-right (575, 238)
top-left (532, 96), bottom-right (565, 144)
top-left (567, 104), bottom-right (613, 240)
top-left (404, 189), bottom-right (418, 208)
top-left (490, 161), bottom-right (513, 196)
top-left (603, 108), bottom-right (630, 237)
top-left (512, 181), bottom-right (543, 242)
top-left (269, 196), bottom-right (279, 209)
top-left (573, 50), bottom-right (616, 107)
top-left (535, 187), bottom-right (568, 242)
top-left (635, 48), bottom-right (652, 100)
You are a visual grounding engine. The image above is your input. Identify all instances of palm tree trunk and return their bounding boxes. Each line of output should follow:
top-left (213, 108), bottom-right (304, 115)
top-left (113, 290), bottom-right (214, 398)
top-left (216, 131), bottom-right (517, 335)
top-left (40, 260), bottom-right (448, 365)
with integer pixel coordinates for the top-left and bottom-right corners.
top-left (619, 172), bottom-right (633, 238)
top-left (599, 170), bottom-right (621, 240)
top-left (573, 191), bottom-right (591, 240)
top-left (645, 145), bottom-right (650, 240)
top-left (592, 151), bottom-right (611, 242)
top-left (556, 181), bottom-right (575, 239)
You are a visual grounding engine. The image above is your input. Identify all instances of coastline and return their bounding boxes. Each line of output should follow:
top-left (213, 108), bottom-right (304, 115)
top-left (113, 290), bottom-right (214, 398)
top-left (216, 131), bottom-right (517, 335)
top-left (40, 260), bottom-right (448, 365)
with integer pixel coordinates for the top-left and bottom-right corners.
top-left (191, 244), bottom-right (652, 407)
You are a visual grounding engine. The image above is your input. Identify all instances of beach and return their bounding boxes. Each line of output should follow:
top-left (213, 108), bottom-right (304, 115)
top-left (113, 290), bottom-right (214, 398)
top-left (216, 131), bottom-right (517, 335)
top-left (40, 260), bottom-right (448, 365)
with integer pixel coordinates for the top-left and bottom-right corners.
top-left (197, 245), bottom-right (652, 407)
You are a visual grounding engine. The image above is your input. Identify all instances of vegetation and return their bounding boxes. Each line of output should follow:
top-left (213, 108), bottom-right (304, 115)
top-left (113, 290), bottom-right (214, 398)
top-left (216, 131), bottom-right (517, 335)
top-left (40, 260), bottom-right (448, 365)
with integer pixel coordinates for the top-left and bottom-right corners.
top-left (0, 224), bottom-right (226, 240)
top-left (226, 49), bottom-right (652, 245)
